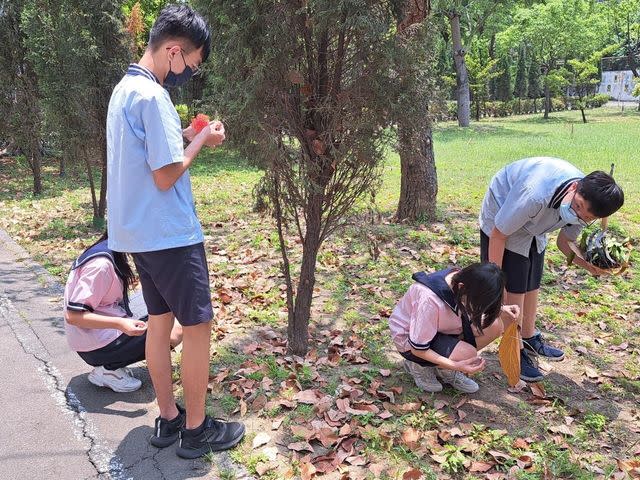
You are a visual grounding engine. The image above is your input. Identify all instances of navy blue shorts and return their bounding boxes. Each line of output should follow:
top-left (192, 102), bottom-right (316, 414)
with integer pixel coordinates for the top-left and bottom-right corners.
top-left (480, 230), bottom-right (545, 294)
top-left (78, 331), bottom-right (146, 371)
top-left (401, 333), bottom-right (462, 367)
top-left (132, 243), bottom-right (214, 327)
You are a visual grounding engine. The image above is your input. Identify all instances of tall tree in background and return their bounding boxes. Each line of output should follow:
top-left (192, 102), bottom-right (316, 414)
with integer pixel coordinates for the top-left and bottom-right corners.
top-left (22, 0), bottom-right (130, 225)
top-left (0, 0), bottom-right (44, 195)
top-left (198, 0), bottom-right (422, 355)
top-left (393, 0), bottom-right (440, 222)
top-left (466, 53), bottom-right (499, 120)
top-left (513, 45), bottom-right (528, 111)
top-left (494, 55), bottom-right (512, 101)
top-left (499, 0), bottom-right (608, 119)
top-left (434, 0), bottom-right (514, 127)
top-left (445, 7), bottom-right (472, 126)
top-left (527, 54), bottom-right (542, 112)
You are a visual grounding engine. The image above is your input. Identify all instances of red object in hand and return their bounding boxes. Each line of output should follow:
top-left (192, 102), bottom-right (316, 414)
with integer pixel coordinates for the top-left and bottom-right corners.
top-left (190, 113), bottom-right (210, 133)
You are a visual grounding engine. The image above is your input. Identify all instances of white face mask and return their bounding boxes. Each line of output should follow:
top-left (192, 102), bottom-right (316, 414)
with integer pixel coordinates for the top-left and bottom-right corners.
top-left (559, 203), bottom-right (582, 225)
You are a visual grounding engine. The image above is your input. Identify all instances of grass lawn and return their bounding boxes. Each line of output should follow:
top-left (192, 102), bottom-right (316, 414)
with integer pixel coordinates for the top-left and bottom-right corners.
top-left (1, 106), bottom-right (639, 479)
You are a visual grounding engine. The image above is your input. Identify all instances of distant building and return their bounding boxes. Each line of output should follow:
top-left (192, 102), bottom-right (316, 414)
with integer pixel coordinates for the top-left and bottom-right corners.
top-left (598, 56), bottom-right (639, 101)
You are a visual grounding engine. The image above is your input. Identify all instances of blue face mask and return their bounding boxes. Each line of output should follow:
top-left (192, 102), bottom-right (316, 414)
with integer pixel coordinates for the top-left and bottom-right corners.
top-left (559, 203), bottom-right (584, 225)
top-left (164, 65), bottom-right (193, 88)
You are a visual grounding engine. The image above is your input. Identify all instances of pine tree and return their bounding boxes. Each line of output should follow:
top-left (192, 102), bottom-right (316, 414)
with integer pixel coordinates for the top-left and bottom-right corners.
top-left (494, 56), bottom-right (512, 101)
top-left (514, 46), bottom-right (528, 99)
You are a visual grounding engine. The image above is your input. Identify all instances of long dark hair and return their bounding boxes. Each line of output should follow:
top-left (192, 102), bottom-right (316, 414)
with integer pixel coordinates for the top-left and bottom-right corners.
top-left (84, 231), bottom-right (136, 312)
top-left (451, 262), bottom-right (505, 333)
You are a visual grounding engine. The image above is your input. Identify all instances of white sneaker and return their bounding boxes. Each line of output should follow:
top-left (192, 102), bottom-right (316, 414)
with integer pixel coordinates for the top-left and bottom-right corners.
top-left (403, 360), bottom-right (443, 392)
top-left (88, 366), bottom-right (142, 393)
top-left (436, 368), bottom-right (479, 394)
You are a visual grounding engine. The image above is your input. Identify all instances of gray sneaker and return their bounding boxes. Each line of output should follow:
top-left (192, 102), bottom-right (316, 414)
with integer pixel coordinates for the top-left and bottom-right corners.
top-left (403, 360), bottom-right (443, 392)
top-left (436, 368), bottom-right (479, 393)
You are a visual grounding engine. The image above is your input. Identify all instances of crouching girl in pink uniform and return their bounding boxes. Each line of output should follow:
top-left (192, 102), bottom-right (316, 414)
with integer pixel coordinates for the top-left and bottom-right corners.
top-left (389, 262), bottom-right (519, 393)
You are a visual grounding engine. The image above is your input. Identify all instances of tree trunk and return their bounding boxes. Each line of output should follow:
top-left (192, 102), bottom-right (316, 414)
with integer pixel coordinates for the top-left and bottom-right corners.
top-left (449, 13), bottom-right (471, 127)
top-left (544, 82), bottom-right (551, 119)
top-left (28, 139), bottom-right (43, 196)
top-left (533, 97), bottom-right (537, 113)
top-left (83, 147), bottom-right (99, 221)
top-left (97, 140), bottom-right (107, 224)
top-left (59, 156), bottom-right (65, 177)
top-left (580, 107), bottom-right (587, 123)
top-left (288, 193), bottom-right (323, 356)
top-left (396, 119), bottom-right (438, 222)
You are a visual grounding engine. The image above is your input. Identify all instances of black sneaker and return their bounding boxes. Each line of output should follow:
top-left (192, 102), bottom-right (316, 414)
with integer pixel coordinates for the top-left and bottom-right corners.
top-left (150, 404), bottom-right (186, 448)
top-left (176, 416), bottom-right (245, 459)
top-left (523, 332), bottom-right (565, 361)
top-left (520, 349), bottom-right (544, 382)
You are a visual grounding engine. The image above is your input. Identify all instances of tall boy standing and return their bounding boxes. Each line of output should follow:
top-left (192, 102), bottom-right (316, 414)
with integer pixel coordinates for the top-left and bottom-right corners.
top-left (106, 5), bottom-right (244, 458)
top-left (479, 157), bottom-right (624, 381)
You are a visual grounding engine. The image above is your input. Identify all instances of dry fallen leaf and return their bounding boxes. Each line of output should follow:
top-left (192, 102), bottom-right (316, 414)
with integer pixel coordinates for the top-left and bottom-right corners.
top-left (529, 382), bottom-right (546, 398)
top-left (288, 441), bottom-right (314, 453)
top-left (499, 322), bottom-right (521, 387)
top-left (402, 468), bottom-right (424, 480)
top-left (299, 460), bottom-right (317, 480)
top-left (469, 461), bottom-right (494, 472)
top-left (252, 432), bottom-right (271, 449)
top-left (548, 424), bottom-right (575, 436)
top-left (401, 427), bottom-right (422, 449)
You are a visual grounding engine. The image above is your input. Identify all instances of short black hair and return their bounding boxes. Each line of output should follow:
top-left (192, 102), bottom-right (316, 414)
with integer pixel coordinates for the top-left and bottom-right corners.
top-left (451, 262), bottom-right (505, 333)
top-left (577, 171), bottom-right (624, 218)
top-left (148, 4), bottom-right (211, 62)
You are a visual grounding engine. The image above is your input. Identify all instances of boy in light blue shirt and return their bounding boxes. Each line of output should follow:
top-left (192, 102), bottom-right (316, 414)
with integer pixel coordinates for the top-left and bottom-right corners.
top-left (479, 157), bottom-right (624, 382)
top-left (106, 4), bottom-right (244, 459)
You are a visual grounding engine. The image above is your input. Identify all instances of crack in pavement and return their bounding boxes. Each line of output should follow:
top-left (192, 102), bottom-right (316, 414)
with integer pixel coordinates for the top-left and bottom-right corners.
top-left (0, 294), bottom-right (128, 480)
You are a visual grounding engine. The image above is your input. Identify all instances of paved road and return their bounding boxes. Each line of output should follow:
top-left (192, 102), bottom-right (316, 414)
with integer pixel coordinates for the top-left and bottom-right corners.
top-left (0, 228), bottom-right (248, 480)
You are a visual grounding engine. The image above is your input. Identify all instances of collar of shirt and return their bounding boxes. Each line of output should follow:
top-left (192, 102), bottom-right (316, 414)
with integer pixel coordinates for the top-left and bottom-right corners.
top-left (548, 177), bottom-right (581, 209)
top-left (412, 268), bottom-right (459, 314)
top-left (126, 63), bottom-right (160, 84)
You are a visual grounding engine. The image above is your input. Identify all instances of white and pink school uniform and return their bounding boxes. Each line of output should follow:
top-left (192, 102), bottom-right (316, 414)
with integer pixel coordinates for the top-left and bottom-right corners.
top-left (63, 256), bottom-right (127, 352)
top-left (389, 282), bottom-right (464, 354)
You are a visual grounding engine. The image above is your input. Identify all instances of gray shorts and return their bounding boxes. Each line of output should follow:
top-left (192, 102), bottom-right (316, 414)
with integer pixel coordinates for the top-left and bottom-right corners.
top-left (132, 243), bottom-right (213, 327)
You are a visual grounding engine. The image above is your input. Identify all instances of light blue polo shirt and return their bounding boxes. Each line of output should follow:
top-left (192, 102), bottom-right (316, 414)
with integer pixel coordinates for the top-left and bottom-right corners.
top-left (479, 157), bottom-right (584, 257)
top-left (106, 64), bottom-right (203, 253)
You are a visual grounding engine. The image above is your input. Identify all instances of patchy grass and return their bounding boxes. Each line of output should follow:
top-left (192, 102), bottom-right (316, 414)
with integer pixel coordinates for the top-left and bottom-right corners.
top-left (1, 107), bottom-right (639, 478)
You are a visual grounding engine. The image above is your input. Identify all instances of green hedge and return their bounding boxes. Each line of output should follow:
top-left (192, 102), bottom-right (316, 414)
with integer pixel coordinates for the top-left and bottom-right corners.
top-left (438, 94), bottom-right (609, 121)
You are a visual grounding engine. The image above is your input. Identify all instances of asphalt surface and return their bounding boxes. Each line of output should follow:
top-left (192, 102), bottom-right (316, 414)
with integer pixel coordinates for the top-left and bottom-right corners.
top-left (0, 228), bottom-right (249, 480)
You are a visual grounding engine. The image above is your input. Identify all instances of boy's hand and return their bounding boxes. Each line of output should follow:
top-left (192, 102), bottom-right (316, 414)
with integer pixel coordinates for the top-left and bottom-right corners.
top-left (119, 318), bottom-right (148, 336)
top-left (201, 121), bottom-right (226, 147)
top-left (183, 125), bottom-right (196, 142)
top-left (454, 356), bottom-right (486, 375)
top-left (584, 262), bottom-right (609, 277)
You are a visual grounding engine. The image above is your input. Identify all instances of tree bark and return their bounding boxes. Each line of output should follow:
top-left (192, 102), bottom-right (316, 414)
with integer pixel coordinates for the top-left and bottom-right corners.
top-left (396, 119), bottom-right (438, 222)
top-left (288, 192), bottom-right (323, 356)
top-left (543, 81), bottom-right (551, 119)
top-left (29, 138), bottom-right (43, 195)
top-left (449, 13), bottom-right (471, 127)
top-left (97, 140), bottom-right (107, 223)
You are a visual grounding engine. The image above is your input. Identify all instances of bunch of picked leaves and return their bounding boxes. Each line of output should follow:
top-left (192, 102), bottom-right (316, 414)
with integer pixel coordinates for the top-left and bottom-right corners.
top-left (579, 228), bottom-right (631, 270)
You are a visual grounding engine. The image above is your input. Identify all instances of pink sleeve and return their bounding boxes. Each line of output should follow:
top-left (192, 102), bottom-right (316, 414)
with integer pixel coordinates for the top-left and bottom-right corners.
top-left (408, 294), bottom-right (439, 351)
top-left (66, 259), bottom-right (114, 313)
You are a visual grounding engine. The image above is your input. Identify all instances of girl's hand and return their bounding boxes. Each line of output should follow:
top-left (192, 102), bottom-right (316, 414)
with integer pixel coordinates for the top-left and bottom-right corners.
top-left (500, 304), bottom-right (521, 325)
top-left (454, 356), bottom-right (486, 375)
top-left (119, 318), bottom-right (147, 336)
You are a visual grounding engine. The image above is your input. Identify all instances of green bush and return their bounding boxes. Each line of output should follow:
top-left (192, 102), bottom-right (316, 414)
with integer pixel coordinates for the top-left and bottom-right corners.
top-left (175, 103), bottom-right (190, 128)
top-left (586, 93), bottom-right (610, 108)
top-left (551, 97), bottom-right (567, 111)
